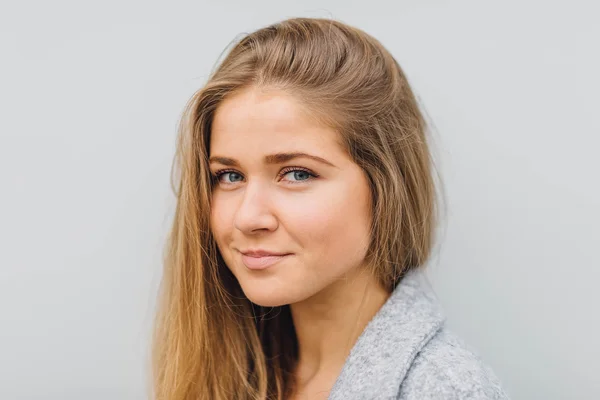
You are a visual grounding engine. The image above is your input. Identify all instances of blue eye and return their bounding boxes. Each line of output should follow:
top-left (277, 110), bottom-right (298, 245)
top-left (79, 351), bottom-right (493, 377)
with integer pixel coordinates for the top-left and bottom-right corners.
top-left (280, 168), bottom-right (317, 183)
top-left (284, 170), bottom-right (312, 181)
top-left (217, 171), bottom-right (243, 183)
top-left (212, 168), bottom-right (317, 185)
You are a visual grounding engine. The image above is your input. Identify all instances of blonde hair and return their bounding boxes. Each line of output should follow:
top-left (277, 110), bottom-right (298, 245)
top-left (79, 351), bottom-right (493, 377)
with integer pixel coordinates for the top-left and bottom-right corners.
top-left (152, 17), bottom-right (441, 400)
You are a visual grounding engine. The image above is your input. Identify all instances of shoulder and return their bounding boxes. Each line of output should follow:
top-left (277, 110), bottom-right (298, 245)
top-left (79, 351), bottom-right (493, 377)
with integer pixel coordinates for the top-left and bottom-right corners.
top-left (398, 327), bottom-right (510, 400)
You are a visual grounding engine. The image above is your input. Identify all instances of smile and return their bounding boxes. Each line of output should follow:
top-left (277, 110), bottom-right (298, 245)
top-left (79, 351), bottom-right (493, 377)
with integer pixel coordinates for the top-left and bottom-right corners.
top-left (240, 253), bottom-right (292, 270)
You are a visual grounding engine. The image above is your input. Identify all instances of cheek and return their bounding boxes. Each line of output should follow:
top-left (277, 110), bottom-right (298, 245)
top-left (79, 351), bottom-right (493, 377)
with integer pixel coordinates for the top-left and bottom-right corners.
top-left (210, 192), bottom-right (234, 245)
top-left (286, 180), bottom-right (371, 267)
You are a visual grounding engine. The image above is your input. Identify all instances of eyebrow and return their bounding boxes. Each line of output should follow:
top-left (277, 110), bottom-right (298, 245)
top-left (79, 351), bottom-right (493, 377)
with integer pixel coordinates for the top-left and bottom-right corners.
top-left (209, 152), bottom-right (337, 168)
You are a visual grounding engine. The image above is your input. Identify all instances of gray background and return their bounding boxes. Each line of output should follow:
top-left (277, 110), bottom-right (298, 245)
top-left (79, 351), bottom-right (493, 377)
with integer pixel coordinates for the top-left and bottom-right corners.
top-left (1, 0), bottom-right (598, 399)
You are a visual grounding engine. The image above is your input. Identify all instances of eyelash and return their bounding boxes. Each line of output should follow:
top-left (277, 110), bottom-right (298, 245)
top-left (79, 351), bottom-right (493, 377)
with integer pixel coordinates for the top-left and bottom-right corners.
top-left (212, 167), bottom-right (319, 185)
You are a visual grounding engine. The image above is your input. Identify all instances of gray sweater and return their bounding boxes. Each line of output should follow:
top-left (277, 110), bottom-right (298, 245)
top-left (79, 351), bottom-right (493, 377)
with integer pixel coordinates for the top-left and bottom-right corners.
top-left (328, 269), bottom-right (509, 399)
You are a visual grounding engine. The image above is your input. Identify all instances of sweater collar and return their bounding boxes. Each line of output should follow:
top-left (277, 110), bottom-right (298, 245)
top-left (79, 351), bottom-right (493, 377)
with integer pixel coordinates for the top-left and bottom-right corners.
top-left (328, 268), bottom-right (445, 399)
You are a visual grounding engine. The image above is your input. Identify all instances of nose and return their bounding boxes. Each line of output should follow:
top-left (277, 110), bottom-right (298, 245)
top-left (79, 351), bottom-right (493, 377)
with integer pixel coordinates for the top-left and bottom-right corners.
top-left (233, 180), bottom-right (278, 234)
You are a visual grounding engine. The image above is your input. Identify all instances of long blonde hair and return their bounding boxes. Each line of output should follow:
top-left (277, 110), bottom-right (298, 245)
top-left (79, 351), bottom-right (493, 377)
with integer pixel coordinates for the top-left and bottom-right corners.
top-left (152, 17), bottom-right (440, 400)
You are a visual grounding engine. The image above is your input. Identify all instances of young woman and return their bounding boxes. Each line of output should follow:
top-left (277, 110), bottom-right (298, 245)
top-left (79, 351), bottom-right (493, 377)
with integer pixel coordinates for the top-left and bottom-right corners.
top-left (152, 17), bottom-right (508, 400)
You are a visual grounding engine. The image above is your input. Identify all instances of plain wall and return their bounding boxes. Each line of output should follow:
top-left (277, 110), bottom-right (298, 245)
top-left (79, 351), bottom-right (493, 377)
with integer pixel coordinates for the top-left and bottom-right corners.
top-left (1, 0), bottom-right (598, 399)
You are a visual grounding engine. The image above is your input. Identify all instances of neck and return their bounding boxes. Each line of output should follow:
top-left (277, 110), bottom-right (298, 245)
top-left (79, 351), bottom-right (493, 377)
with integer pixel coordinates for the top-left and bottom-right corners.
top-left (289, 268), bottom-right (390, 388)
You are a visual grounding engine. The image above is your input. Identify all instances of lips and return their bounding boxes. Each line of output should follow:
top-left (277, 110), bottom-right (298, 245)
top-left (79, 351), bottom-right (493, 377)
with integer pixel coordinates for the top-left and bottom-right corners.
top-left (239, 249), bottom-right (292, 270)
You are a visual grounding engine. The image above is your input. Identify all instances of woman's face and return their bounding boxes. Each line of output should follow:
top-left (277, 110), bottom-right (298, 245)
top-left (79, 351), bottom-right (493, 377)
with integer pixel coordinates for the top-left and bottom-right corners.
top-left (209, 87), bottom-right (372, 307)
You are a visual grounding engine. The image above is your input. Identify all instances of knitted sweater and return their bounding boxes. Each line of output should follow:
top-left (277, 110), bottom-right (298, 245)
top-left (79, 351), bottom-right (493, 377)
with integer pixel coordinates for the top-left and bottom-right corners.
top-left (328, 269), bottom-right (509, 399)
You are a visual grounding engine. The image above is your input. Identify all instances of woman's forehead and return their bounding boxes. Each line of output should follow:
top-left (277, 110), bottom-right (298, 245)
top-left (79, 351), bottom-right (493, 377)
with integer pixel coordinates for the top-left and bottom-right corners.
top-left (210, 88), bottom-right (343, 159)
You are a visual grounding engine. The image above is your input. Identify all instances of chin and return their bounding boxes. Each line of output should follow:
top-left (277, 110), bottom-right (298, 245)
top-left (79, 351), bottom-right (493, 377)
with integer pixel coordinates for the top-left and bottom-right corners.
top-left (239, 281), bottom-right (308, 307)
top-left (248, 296), bottom-right (289, 308)
top-left (243, 288), bottom-right (294, 307)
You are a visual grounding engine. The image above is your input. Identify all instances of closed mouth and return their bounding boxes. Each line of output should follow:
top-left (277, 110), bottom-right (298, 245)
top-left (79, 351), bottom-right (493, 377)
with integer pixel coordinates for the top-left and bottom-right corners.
top-left (239, 251), bottom-right (292, 270)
